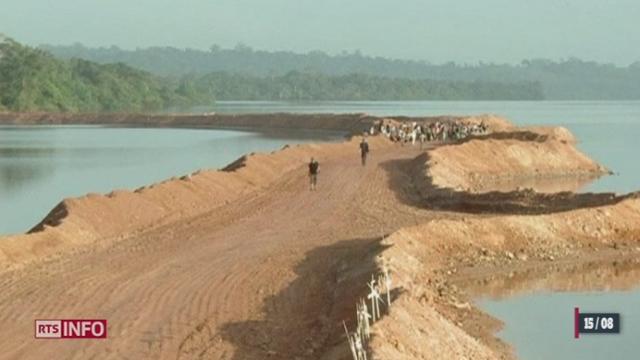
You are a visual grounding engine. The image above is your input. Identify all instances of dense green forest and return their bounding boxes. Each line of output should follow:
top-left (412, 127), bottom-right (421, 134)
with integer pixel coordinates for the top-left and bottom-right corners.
top-left (179, 72), bottom-right (542, 101)
top-left (0, 38), bottom-right (545, 112)
top-left (0, 38), bottom-right (196, 112)
top-left (42, 43), bottom-right (640, 100)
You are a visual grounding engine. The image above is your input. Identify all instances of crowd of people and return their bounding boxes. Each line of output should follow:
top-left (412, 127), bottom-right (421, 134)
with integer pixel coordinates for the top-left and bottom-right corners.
top-left (309, 120), bottom-right (490, 191)
top-left (370, 120), bottom-right (489, 145)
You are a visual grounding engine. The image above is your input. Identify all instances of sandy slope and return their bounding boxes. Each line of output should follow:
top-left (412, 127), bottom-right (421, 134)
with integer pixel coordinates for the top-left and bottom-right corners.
top-left (0, 137), bottom-right (391, 266)
top-left (0, 115), bottom-right (636, 359)
top-left (427, 128), bottom-right (609, 193)
top-left (0, 136), bottom-right (436, 359)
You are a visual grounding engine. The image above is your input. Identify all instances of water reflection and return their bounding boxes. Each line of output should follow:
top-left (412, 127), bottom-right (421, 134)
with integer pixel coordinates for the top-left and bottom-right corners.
top-left (462, 256), bottom-right (640, 300)
top-left (0, 161), bottom-right (54, 192)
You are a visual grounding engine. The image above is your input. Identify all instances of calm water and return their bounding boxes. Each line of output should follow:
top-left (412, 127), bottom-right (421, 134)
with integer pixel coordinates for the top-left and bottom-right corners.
top-left (477, 289), bottom-right (640, 360)
top-left (0, 126), bottom-right (343, 234)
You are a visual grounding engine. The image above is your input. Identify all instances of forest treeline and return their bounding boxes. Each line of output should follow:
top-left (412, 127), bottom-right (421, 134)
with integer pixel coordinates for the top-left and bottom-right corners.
top-left (177, 72), bottom-right (542, 101)
top-left (42, 43), bottom-right (640, 100)
top-left (1, 37), bottom-right (544, 112)
top-left (0, 38), bottom-right (193, 112)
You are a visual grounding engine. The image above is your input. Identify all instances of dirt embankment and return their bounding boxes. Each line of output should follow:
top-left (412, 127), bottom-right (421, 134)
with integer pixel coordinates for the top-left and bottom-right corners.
top-left (0, 112), bottom-right (374, 132)
top-left (0, 112), bottom-right (504, 267)
top-left (356, 123), bottom-right (640, 359)
top-left (427, 127), bottom-right (609, 193)
top-left (400, 125), bottom-right (625, 215)
top-left (0, 136), bottom-right (394, 266)
top-left (367, 196), bottom-right (640, 359)
top-left (0, 111), bottom-right (504, 133)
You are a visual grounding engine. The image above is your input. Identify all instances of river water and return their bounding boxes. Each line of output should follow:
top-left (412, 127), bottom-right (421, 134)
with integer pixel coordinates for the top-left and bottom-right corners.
top-left (470, 258), bottom-right (640, 360)
top-left (0, 126), bottom-right (343, 235)
top-left (478, 290), bottom-right (640, 360)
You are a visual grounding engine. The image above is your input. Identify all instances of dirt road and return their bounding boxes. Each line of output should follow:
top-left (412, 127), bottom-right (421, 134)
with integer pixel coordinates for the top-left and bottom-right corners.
top-left (0, 143), bottom-right (432, 359)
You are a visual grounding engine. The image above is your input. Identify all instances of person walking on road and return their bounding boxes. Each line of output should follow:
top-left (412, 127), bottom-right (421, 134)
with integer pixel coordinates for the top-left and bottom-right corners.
top-left (308, 157), bottom-right (319, 191)
top-left (360, 138), bottom-right (369, 166)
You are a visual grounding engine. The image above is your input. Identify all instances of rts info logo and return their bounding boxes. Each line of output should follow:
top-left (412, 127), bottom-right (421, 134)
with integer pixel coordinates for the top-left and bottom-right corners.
top-left (35, 319), bottom-right (107, 339)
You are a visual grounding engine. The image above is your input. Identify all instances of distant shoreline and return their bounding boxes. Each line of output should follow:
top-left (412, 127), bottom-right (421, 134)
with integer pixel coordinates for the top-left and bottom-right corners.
top-left (0, 111), bottom-right (472, 133)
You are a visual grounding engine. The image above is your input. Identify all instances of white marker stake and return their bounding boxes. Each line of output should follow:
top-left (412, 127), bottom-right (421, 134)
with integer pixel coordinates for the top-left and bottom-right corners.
top-left (367, 277), bottom-right (377, 322)
top-left (356, 303), bottom-right (364, 343)
top-left (378, 275), bottom-right (386, 312)
top-left (360, 298), bottom-right (371, 340)
top-left (383, 266), bottom-right (392, 311)
top-left (368, 276), bottom-right (385, 321)
top-left (344, 321), bottom-right (358, 360)
top-left (357, 299), bottom-right (371, 342)
top-left (354, 334), bottom-right (367, 360)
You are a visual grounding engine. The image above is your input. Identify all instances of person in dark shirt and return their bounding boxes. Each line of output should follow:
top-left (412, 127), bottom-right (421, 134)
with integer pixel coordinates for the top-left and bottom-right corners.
top-left (359, 138), bottom-right (369, 166)
top-left (308, 157), bottom-right (319, 191)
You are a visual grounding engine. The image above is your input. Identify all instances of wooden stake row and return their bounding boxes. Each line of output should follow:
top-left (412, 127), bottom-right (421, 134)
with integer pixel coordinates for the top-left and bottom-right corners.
top-left (343, 263), bottom-right (392, 360)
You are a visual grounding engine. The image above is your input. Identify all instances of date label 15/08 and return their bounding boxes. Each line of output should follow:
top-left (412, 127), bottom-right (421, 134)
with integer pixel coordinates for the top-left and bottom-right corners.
top-left (574, 307), bottom-right (620, 338)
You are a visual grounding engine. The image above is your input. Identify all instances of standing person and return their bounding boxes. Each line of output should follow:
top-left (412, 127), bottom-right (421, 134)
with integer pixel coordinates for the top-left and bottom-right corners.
top-left (308, 157), bottom-right (319, 191)
top-left (359, 138), bottom-right (369, 166)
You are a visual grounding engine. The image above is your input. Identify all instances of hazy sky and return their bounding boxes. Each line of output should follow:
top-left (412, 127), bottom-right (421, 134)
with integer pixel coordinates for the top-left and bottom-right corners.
top-left (1, 0), bottom-right (639, 65)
